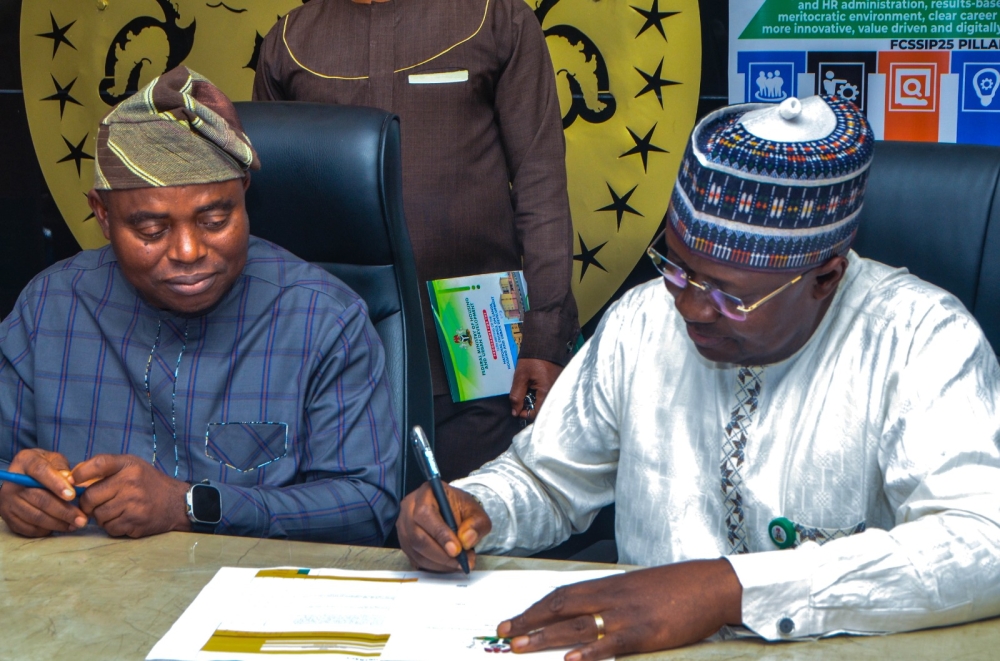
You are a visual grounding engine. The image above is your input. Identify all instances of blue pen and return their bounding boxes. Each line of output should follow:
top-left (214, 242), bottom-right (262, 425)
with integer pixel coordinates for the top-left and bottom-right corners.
top-left (0, 470), bottom-right (86, 496)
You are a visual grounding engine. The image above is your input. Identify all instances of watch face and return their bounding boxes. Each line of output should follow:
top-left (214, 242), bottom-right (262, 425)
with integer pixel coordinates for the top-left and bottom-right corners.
top-left (191, 484), bottom-right (222, 524)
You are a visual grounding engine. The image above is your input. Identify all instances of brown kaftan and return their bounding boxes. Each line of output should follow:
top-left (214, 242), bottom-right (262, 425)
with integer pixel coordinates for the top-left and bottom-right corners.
top-left (254, 0), bottom-right (578, 477)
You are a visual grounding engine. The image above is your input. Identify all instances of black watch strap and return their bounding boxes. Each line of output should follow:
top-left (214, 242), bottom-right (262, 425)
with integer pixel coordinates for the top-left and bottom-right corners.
top-left (190, 520), bottom-right (218, 534)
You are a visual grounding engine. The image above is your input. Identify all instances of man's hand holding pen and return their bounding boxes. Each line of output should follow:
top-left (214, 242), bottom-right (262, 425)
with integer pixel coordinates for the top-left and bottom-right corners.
top-left (396, 482), bottom-right (492, 574)
top-left (0, 448), bottom-right (87, 537)
top-left (397, 488), bottom-right (744, 661)
top-left (0, 449), bottom-right (192, 539)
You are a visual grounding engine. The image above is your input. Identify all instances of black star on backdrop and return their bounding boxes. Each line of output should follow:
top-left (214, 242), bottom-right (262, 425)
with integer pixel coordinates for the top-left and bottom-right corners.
top-left (36, 12), bottom-right (77, 59)
top-left (630, 0), bottom-right (679, 41)
top-left (596, 183), bottom-right (643, 231)
top-left (41, 75), bottom-right (83, 118)
top-left (82, 193), bottom-right (94, 222)
top-left (574, 233), bottom-right (609, 282)
top-left (245, 32), bottom-right (265, 71)
top-left (57, 134), bottom-right (94, 177)
top-left (634, 58), bottom-right (680, 108)
top-left (620, 123), bottom-right (667, 172)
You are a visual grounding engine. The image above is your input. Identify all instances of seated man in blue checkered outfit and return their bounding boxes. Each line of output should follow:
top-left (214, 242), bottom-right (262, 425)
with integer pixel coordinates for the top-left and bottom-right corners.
top-left (397, 96), bottom-right (1000, 657)
top-left (0, 67), bottom-right (400, 544)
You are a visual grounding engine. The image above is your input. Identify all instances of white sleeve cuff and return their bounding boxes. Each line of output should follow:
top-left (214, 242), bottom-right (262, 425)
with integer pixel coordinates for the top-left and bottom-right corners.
top-left (726, 545), bottom-right (821, 640)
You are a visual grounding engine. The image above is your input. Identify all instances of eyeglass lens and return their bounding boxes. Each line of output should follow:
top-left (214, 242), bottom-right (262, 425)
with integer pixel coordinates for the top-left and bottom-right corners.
top-left (647, 247), bottom-right (748, 321)
top-left (707, 290), bottom-right (747, 321)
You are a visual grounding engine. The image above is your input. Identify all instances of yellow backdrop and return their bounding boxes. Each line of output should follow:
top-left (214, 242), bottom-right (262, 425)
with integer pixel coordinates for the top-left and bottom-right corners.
top-left (20, 0), bottom-right (700, 323)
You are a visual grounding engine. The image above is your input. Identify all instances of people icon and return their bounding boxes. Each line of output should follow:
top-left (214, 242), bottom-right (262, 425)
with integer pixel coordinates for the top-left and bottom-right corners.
top-left (755, 68), bottom-right (787, 101)
top-left (756, 70), bottom-right (768, 96)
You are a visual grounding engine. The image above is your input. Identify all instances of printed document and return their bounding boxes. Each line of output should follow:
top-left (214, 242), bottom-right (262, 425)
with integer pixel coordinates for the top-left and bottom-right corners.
top-left (146, 567), bottom-right (621, 660)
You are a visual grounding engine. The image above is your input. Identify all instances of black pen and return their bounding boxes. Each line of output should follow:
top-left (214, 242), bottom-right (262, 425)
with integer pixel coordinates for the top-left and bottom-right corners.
top-left (410, 425), bottom-right (471, 575)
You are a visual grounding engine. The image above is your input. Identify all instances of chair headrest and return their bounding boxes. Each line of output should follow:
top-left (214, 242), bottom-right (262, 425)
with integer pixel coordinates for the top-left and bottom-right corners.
top-left (234, 101), bottom-right (398, 266)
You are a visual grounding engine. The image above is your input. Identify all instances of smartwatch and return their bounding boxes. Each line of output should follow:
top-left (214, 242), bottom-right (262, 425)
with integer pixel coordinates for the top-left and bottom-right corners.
top-left (186, 480), bottom-right (221, 533)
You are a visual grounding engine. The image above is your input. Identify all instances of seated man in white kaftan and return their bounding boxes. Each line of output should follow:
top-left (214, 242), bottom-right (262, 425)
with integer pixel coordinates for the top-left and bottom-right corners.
top-left (395, 95), bottom-right (1000, 659)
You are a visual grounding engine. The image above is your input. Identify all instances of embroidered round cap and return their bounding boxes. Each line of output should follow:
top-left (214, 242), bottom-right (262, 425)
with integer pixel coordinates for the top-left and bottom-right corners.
top-left (94, 66), bottom-right (260, 190)
top-left (668, 95), bottom-right (874, 271)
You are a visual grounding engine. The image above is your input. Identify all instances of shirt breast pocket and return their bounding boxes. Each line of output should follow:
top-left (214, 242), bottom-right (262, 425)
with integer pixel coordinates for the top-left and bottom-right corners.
top-left (407, 69), bottom-right (469, 85)
top-left (205, 422), bottom-right (289, 472)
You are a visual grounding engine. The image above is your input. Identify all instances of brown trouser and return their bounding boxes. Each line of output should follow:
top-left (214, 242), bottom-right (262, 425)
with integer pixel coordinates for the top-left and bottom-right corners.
top-left (433, 393), bottom-right (525, 482)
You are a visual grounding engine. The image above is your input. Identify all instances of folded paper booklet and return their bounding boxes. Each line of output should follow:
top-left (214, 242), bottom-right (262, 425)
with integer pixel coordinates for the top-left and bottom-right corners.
top-left (146, 567), bottom-right (620, 661)
top-left (427, 271), bottom-right (529, 402)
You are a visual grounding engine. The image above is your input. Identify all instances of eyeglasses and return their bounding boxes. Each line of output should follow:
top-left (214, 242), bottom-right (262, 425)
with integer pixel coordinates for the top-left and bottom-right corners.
top-left (646, 237), bottom-right (804, 322)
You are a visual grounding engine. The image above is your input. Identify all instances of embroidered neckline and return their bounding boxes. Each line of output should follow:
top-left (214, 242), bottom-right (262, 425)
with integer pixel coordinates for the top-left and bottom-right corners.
top-left (144, 319), bottom-right (189, 478)
top-left (281, 0), bottom-right (491, 80)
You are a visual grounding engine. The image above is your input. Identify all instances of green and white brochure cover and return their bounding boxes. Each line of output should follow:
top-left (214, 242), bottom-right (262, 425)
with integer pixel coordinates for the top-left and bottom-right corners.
top-left (427, 271), bottom-right (529, 403)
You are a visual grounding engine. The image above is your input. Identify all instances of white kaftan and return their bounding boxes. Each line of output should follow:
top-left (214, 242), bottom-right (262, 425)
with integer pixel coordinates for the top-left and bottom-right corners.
top-left (453, 251), bottom-right (1000, 640)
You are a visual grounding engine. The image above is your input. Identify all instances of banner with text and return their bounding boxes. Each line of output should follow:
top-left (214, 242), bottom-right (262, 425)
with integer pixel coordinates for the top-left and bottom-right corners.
top-left (731, 1), bottom-right (1000, 144)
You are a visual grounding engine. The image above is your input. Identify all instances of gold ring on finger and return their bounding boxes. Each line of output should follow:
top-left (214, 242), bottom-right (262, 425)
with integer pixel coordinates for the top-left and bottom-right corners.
top-left (593, 613), bottom-right (605, 641)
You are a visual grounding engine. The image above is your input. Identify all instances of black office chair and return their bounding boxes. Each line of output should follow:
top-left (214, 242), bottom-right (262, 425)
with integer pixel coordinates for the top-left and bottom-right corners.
top-left (234, 101), bottom-right (435, 499)
top-left (854, 140), bottom-right (1000, 357)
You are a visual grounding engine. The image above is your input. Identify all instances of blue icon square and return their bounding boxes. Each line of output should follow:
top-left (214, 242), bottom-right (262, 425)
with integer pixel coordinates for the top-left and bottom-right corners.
top-left (952, 51), bottom-right (1000, 146)
top-left (737, 51), bottom-right (806, 105)
top-left (962, 62), bottom-right (1000, 113)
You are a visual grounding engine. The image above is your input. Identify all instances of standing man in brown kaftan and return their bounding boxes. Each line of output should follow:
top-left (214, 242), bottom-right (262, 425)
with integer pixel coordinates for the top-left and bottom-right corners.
top-left (253, 0), bottom-right (579, 480)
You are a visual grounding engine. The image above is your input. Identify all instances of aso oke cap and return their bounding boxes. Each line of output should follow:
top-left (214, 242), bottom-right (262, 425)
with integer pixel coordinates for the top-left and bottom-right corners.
top-left (668, 95), bottom-right (874, 271)
top-left (94, 66), bottom-right (260, 190)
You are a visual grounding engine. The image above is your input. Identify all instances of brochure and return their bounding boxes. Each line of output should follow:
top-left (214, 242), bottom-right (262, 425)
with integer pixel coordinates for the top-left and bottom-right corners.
top-left (427, 271), bottom-right (529, 403)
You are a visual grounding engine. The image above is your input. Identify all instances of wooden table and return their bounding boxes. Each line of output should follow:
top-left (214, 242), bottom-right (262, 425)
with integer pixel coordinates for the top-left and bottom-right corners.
top-left (1, 528), bottom-right (996, 660)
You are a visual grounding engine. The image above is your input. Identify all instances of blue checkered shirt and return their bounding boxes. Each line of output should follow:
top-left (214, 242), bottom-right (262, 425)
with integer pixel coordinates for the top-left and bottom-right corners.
top-left (0, 237), bottom-right (400, 544)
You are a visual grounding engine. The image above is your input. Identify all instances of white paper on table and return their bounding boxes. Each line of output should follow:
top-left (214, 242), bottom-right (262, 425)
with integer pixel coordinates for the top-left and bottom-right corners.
top-left (146, 566), bottom-right (622, 661)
